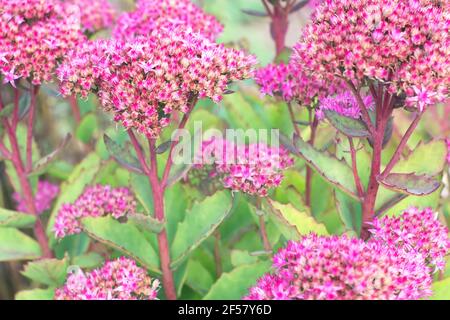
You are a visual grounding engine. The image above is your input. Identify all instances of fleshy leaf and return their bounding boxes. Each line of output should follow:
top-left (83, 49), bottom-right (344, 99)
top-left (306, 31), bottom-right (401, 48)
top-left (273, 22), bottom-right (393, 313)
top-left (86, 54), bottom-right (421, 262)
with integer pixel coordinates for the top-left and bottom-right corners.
top-left (378, 173), bottom-right (441, 196)
top-left (29, 133), bottom-right (72, 177)
top-left (104, 134), bottom-right (144, 174)
top-left (81, 216), bottom-right (160, 273)
top-left (170, 191), bottom-right (235, 269)
top-left (0, 228), bottom-right (41, 261)
top-left (282, 134), bottom-right (359, 199)
top-left (128, 212), bottom-right (165, 233)
top-left (324, 109), bottom-right (370, 138)
top-left (268, 201), bottom-right (328, 240)
top-left (203, 262), bottom-right (271, 300)
top-left (0, 208), bottom-right (36, 228)
top-left (47, 153), bottom-right (101, 236)
top-left (21, 256), bottom-right (69, 286)
top-left (241, 9), bottom-right (269, 17)
top-left (15, 288), bottom-right (55, 300)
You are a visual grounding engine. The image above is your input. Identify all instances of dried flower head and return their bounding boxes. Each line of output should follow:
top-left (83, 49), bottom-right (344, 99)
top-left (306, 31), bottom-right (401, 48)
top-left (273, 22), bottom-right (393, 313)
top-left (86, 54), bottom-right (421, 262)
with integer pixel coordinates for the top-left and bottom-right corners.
top-left (54, 185), bottom-right (137, 238)
top-left (55, 257), bottom-right (159, 300)
top-left (64, 0), bottom-right (116, 34)
top-left (58, 31), bottom-right (256, 137)
top-left (14, 180), bottom-right (59, 215)
top-left (114, 0), bottom-right (223, 41)
top-left (293, 0), bottom-right (450, 111)
top-left (0, 0), bottom-right (84, 85)
top-left (370, 207), bottom-right (450, 272)
top-left (194, 138), bottom-right (294, 197)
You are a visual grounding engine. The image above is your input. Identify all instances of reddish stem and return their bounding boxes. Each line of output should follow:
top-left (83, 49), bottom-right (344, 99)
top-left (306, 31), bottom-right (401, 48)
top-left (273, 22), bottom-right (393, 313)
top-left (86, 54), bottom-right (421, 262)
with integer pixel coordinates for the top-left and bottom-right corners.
top-left (26, 86), bottom-right (39, 172)
top-left (147, 139), bottom-right (177, 300)
top-left (161, 98), bottom-right (197, 189)
top-left (269, 4), bottom-right (289, 57)
top-left (287, 102), bottom-right (301, 137)
top-left (258, 214), bottom-right (272, 252)
top-left (127, 130), bottom-right (177, 300)
top-left (357, 88), bottom-right (393, 240)
top-left (305, 112), bottom-right (318, 208)
top-left (4, 121), bottom-right (52, 257)
top-left (68, 95), bottom-right (81, 125)
top-left (348, 137), bottom-right (365, 199)
top-left (380, 112), bottom-right (423, 179)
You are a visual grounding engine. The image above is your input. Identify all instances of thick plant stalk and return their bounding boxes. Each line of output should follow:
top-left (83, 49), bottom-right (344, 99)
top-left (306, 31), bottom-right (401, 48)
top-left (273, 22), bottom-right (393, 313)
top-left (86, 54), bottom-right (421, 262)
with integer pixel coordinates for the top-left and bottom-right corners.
top-left (68, 95), bottom-right (81, 125)
top-left (26, 85), bottom-right (39, 172)
top-left (127, 98), bottom-right (197, 300)
top-left (259, 215), bottom-right (272, 252)
top-left (305, 111), bottom-right (318, 208)
top-left (1, 85), bottom-right (52, 258)
top-left (148, 139), bottom-right (177, 300)
top-left (128, 130), bottom-right (176, 300)
top-left (348, 138), bottom-right (365, 199)
top-left (256, 198), bottom-right (272, 252)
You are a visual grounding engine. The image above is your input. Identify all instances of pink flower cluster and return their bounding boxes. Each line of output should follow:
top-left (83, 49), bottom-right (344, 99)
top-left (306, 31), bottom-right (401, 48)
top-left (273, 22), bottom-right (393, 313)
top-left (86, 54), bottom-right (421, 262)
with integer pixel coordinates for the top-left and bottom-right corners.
top-left (255, 62), bottom-right (333, 105)
top-left (114, 0), bottom-right (223, 41)
top-left (316, 91), bottom-right (374, 120)
top-left (64, 0), bottom-right (116, 34)
top-left (0, 0), bottom-right (84, 86)
top-left (195, 138), bottom-right (294, 197)
top-left (13, 180), bottom-right (59, 215)
top-left (54, 185), bottom-right (137, 238)
top-left (370, 207), bottom-right (450, 271)
top-left (55, 257), bottom-right (159, 300)
top-left (58, 31), bottom-right (256, 137)
top-left (246, 207), bottom-right (449, 300)
top-left (293, 0), bottom-right (449, 111)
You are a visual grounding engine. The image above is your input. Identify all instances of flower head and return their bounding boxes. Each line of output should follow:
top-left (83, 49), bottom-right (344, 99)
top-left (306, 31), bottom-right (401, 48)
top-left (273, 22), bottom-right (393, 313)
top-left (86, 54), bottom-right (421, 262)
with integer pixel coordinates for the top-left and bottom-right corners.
top-left (58, 30), bottom-right (256, 138)
top-left (54, 185), bottom-right (137, 238)
top-left (114, 0), bottom-right (223, 41)
top-left (370, 207), bottom-right (450, 272)
top-left (14, 180), bottom-right (59, 215)
top-left (316, 91), bottom-right (374, 120)
top-left (0, 0), bottom-right (84, 85)
top-left (55, 257), bottom-right (159, 300)
top-left (255, 62), bottom-right (337, 105)
top-left (194, 138), bottom-right (294, 197)
top-left (64, 0), bottom-right (116, 34)
top-left (245, 234), bottom-right (433, 300)
top-left (293, 0), bottom-right (449, 110)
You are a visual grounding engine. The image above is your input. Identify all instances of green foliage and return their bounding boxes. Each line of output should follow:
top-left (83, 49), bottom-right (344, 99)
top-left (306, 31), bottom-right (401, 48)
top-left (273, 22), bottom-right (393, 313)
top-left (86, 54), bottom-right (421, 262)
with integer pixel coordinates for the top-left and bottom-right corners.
top-left (21, 256), bottom-right (69, 287)
top-left (0, 228), bottom-right (41, 261)
top-left (0, 208), bottom-right (36, 228)
top-left (171, 191), bottom-right (235, 269)
top-left (268, 201), bottom-right (328, 240)
top-left (203, 261), bottom-right (271, 300)
top-left (81, 216), bottom-right (160, 273)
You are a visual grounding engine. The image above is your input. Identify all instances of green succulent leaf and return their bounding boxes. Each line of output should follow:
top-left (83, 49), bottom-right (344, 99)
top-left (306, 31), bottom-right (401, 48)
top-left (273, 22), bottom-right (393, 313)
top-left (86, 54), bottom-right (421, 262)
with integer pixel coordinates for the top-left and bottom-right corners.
top-left (29, 133), bottom-right (72, 177)
top-left (268, 201), bottom-right (328, 240)
top-left (0, 208), bottom-right (36, 228)
top-left (203, 262), bottom-right (271, 300)
top-left (324, 110), bottom-right (370, 138)
top-left (104, 134), bottom-right (144, 174)
top-left (0, 227), bottom-right (41, 261)
top-left (378, 173), bottom-right (441, 196)
top-left (15, 287), bottom-right (55, 300)
top-left (21, 256), bottom-right (69, 286)
top-left (170, 191), bottom-right (235, 269)
top-left (81, 216), bottom-right (160, 273)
